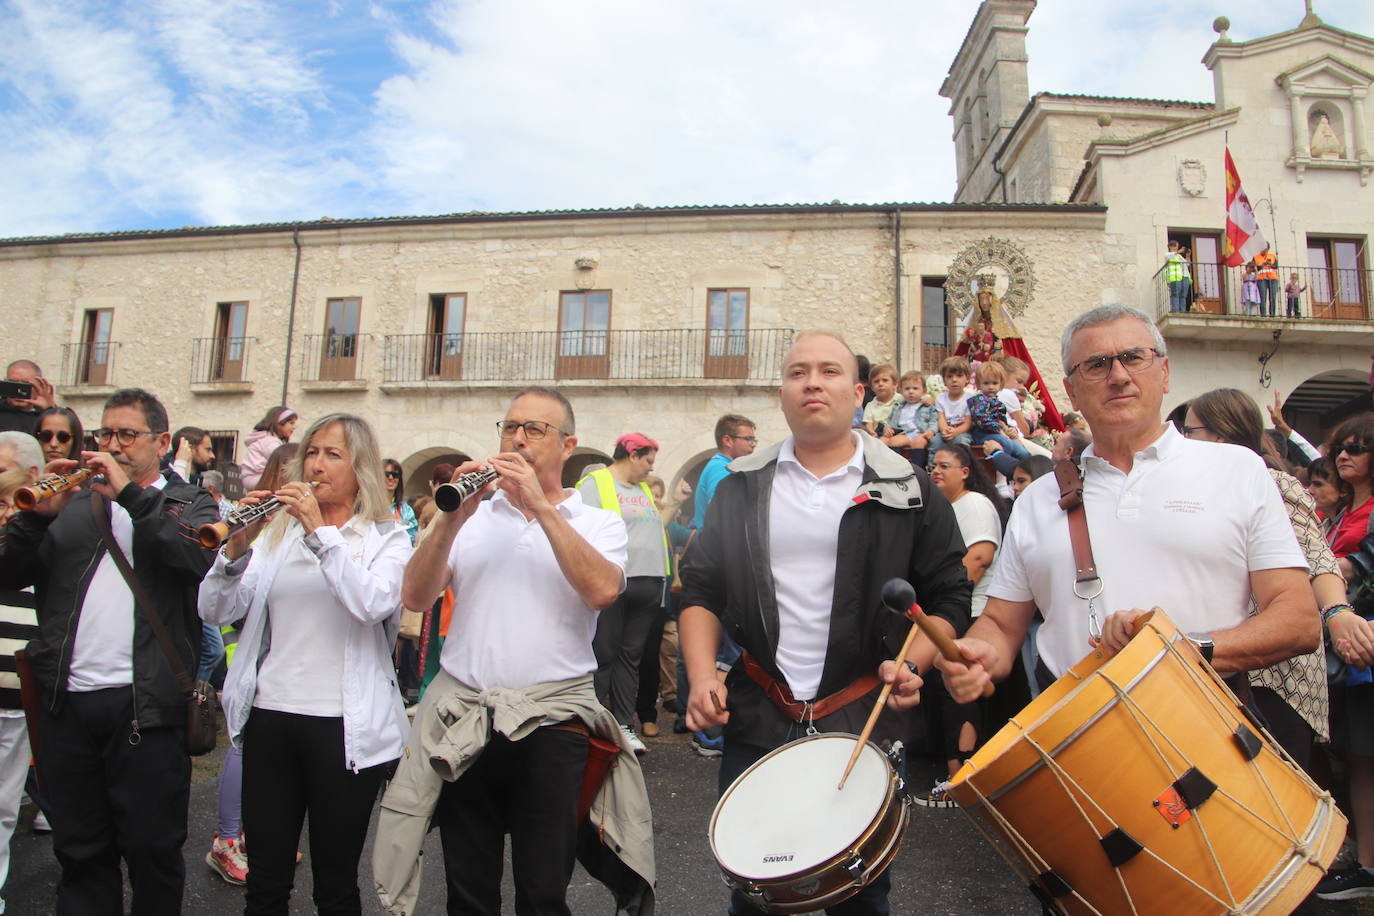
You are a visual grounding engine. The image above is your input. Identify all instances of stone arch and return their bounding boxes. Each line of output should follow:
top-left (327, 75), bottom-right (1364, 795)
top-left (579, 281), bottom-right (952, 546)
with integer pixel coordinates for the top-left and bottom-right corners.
top-left (1283, 368), bottom-right (1369, 445)
top-left (401, 445), bottom-right (474, 501)
top-left (564, 447), bottom-right (612, 488)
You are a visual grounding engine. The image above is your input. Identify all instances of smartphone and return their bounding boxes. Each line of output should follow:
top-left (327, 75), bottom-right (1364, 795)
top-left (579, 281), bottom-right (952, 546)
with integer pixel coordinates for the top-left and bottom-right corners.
top-left (0, 380), bottom-right (33, 401)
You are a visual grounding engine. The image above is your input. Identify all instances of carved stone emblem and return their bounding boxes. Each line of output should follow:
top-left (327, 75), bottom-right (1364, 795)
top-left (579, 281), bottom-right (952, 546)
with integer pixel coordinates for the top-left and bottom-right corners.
top-left (944, 237), bottom-right (1036, 320)
top-left (1178, 159), bottom-right (1207, 197)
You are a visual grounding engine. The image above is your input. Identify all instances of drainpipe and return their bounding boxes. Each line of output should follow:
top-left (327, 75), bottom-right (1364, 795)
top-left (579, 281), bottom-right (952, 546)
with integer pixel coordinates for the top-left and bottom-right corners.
top-left (893, 208), bottom-right (903, 367)
top-left (281, 228), bottom-right (302, 405)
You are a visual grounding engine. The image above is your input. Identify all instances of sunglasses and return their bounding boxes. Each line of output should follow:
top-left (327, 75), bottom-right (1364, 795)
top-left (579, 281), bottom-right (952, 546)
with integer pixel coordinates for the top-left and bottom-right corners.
top-left (1337, 442), bottom-right (1372, 457)
top-left (385, 470), bottom-right (402, 479)
top-left (36, 429), bottom-right (73, 445)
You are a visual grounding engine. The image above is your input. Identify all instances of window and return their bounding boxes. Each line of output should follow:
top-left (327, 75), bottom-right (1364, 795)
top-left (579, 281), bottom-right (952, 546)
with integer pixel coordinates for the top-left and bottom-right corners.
top-left (426, 293), bottom-right (466, 379)
top-left (320, 297), bottom-right (361, 380)
top-left (1307, 236), bottom-right (1367, 319)
top-left (81, 308), bottom-right (113, 385)
top-left (920, 278), bottom-right (952, 370)
top-left (1167, 230), bottom-right (1225, 313)
top-left (213, 301), bottom-right (249, 381)
top-left (705, 288), bottom-right (749, 378)
top-left (557, 290), bottom-right (610, 378)
top-left (204, 429), bottom-right (238, 470)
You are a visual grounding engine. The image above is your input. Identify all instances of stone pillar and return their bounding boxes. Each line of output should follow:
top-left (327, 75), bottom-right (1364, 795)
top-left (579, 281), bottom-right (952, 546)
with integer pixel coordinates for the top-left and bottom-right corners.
top-left (1288, 85), bottom-right (1309, 159)
top-left (1352, 88), bottom-right (1371, 160)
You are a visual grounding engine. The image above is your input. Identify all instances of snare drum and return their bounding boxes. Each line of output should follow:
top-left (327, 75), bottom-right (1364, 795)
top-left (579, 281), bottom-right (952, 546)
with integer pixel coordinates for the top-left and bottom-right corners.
top-left (710, 733), bottom-right (909, 914)
top-left (948, 609), bottom-right (1345, 915)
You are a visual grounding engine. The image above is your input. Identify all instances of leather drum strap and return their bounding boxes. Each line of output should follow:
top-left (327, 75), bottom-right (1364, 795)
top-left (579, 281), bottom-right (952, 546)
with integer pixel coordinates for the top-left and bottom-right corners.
top-left (742, 652), bottom-right (880, 723)
top-left (1053, 459), bottom-right (1099, 588)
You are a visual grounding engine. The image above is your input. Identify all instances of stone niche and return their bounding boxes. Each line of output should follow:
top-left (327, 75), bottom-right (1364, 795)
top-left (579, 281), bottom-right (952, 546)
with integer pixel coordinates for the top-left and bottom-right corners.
top-left (1275, 54), bottom-right (1374, 183)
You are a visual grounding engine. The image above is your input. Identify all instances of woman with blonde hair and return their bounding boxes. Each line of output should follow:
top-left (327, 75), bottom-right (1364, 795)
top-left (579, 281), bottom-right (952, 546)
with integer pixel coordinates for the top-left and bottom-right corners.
top-left (199, 413), bottom-right (411, 914)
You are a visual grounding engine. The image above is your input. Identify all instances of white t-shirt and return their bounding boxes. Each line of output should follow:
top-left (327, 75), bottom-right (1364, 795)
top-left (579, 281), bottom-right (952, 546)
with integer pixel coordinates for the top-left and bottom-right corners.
top-left (253, 520), bottom-right (371, 717)
top-left (997, 389), bottom-right (1022, 414)
top-left (987, 425), bottom-right (1308, 678)
top-left (440, 489), bottom-right (628, 691)
top-left (769, 433), bottom-right (865, 701)
top-left (951, 491), bottom-right (1002, 617)
top-left (936, 391), bottom-right (971, 426)
top-left (68, 477), bottom-right (168, 692)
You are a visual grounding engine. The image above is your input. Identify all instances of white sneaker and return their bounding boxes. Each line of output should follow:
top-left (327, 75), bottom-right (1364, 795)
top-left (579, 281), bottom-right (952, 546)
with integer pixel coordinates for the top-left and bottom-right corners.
top-left (620, 724), bottom-right (648, 755)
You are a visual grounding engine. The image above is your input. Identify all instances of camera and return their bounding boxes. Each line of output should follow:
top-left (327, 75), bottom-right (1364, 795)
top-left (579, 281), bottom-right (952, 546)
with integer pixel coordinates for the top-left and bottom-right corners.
top-left (0, 380), bottom-right (33, 401)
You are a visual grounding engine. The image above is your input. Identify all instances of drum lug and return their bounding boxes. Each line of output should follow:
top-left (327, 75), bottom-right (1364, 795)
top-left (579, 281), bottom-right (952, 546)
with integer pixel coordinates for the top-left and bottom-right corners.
top-left (885, 740), bottom-right (907, 794)
top-left (845, 854), bottom-right (868, 881)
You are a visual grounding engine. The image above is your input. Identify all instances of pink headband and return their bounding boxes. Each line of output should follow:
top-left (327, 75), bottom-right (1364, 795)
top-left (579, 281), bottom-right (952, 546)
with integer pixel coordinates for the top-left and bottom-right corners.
top-left (617, 432), bottom-right (658, 453)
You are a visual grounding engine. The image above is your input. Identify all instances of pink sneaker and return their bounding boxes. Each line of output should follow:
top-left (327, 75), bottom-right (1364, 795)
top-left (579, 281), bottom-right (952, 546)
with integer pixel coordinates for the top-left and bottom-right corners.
top-left (206, 834), bottom-right (248, 885)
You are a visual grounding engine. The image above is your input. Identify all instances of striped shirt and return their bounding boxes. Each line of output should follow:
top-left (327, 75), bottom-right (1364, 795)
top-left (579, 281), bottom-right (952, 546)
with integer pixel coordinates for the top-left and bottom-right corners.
top-left (0, 589), bottom-right (39, 712)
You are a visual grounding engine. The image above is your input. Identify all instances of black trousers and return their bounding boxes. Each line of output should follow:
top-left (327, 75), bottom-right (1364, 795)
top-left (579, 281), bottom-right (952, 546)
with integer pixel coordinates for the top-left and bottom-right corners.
top-left (635, 603), bottom-right (670, 724)
top-left (35, 687), bottom-right (190, 916)
top-left (593, 576), bottom-right (665, 726)
top-left (241, 708), bottom-right (390, 915)
top-left (435, 724), bottom-right (588, 916)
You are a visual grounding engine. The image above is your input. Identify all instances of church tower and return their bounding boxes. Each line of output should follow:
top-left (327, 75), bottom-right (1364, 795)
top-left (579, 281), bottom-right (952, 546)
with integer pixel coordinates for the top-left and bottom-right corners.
top-left (940, 0), bottom-right (1035, 202)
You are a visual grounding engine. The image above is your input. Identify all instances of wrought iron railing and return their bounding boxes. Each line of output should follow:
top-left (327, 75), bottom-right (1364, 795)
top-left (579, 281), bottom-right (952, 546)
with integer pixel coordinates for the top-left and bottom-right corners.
top-left (382, 328), bottom-right (794, 383)
top-left (300, 333), bottom-right (369, 381)
top-left (190, 336), bottom-right (254, 383)
top-left (60, 340), bottom-right (121, 386)
top-left (1155, 263), bottom-right (1371, 321)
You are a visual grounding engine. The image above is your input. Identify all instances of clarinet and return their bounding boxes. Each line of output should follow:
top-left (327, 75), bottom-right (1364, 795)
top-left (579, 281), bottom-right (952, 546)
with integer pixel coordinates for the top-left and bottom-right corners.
top-left (434, 467), bottom-right (499, 512)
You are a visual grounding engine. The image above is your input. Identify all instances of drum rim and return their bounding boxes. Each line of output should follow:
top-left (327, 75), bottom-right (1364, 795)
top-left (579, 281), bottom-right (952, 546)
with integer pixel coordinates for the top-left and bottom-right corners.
top-left (709, 732), bottom-right (896, 880)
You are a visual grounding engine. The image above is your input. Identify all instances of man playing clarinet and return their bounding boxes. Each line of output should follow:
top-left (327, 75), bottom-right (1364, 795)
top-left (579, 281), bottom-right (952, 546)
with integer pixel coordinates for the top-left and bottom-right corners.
top-left (680, 330), bottom-right (971, 915)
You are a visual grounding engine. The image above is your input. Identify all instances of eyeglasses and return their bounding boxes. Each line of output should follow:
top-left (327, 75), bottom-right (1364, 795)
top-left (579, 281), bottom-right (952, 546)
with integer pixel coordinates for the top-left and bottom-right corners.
top-left (385, 470), bottom-right (402, 479)
top-left (496, 419), bottom-right (564, 440)
top-left (1337, 441), bottom-right (1372, 457)
top-left (36, 429), bottom-right (73, 445)
top-left (1066, 347), bottom-right (1163, 381)
top-left (1181, 425), bottom-right (1210, 439)
top-left (728, 434), bottom-right (758, 443)
top-left (94, 427), bottom-right (157, 447)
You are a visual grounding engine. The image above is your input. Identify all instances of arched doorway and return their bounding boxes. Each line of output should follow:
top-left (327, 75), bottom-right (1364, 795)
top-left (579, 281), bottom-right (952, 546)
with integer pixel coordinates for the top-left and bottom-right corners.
top-left (1284, 369), bottom-right (1370, 446)
top-left (402, 446), bottom-right (474, 502)
top-left (563, 448), bottom-right (612, 487)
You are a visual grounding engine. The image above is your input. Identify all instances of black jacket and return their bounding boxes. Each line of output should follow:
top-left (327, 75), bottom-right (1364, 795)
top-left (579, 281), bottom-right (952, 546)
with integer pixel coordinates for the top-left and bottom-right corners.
top-left (0, 473), bottom-right (219, 729)
top-left (680, 435), bottom-right (972, 750)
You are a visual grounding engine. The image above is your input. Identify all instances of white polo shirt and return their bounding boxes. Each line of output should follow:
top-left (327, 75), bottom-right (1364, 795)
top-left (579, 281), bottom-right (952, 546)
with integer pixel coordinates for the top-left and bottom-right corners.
top-left (769, 433), bottom-right (865, 701)
top-left (439, 489), bottom-right (627, 691)
top-left (69, 477), bottom-right (168, 692)
top-left (987, 425), bottom-right (1307, 678)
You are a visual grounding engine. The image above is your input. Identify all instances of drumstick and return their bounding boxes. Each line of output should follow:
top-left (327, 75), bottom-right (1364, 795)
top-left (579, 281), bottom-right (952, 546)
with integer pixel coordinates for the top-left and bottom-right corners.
top-left (838, 617), bottom-right (924, 790)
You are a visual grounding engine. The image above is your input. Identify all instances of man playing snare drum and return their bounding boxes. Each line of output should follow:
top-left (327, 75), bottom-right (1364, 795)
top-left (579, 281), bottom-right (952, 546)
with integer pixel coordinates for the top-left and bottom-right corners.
top-left (937, 305), bottom-right (1315, 706)
top-left (680, 330), bottom-right (972, 915)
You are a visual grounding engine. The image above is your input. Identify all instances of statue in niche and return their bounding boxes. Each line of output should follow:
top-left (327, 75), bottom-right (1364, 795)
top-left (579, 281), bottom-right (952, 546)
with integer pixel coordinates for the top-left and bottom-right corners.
top-left (1310, 112), bottom-right (1346, 159)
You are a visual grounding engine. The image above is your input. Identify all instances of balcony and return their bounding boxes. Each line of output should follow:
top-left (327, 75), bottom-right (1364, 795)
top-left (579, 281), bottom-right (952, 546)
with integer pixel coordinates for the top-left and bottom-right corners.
top-left (190, 336), bottom-right (255, 391)
top-left (1155, 263), bottom-right (1374, 344)
top-left (381, 328), bottom-right (793, 386)
top-left (58, 340), bottom-right (121, 391)
top-left (300, 333), bottom-right (370, 385)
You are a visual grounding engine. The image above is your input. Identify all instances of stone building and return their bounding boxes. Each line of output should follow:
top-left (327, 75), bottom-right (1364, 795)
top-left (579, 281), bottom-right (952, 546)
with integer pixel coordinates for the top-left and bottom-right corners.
top-left (1, 0), bottom-right (1371, 493)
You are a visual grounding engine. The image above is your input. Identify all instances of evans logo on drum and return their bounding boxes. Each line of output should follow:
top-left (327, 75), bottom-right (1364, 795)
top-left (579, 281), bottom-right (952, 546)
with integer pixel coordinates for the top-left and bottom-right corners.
top-left (761, 854), bottom-right (794, 864)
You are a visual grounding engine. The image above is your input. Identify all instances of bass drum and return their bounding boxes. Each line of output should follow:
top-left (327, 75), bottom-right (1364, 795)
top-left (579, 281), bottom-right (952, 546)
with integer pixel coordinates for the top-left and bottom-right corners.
top-left (709, 732), bottom-right (909, 914)
top-left (948, 609), bottom-right (1345, 915)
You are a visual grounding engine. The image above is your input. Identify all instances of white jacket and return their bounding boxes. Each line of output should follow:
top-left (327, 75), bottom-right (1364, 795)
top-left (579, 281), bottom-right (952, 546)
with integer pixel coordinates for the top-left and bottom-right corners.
top-left (199, 517), bottom-right (413, 771)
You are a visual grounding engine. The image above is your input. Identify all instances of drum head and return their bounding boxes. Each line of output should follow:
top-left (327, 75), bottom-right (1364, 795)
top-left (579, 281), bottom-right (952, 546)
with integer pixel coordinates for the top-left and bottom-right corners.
top-left (711, 734), bottom-right (890, 880)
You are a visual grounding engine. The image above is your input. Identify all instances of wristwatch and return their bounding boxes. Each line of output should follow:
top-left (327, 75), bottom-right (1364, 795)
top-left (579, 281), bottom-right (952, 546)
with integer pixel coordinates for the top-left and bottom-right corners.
top-left (1186, 632), bottom-right (1215, 665)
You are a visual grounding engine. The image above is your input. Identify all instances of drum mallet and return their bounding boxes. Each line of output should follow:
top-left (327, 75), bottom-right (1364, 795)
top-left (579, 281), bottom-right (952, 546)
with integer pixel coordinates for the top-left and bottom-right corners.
top-left (839, 578), bottom-right (991, 789)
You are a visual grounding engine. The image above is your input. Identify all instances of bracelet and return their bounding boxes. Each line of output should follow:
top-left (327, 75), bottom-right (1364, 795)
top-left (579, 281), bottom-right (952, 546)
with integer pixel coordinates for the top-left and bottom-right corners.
top-left (1323, 604), bottom-right (1356, 623)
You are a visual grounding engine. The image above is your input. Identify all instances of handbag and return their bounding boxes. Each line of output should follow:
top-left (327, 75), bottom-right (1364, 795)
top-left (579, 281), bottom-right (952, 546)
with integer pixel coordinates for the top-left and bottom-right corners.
top-left (90, 494), bottom-right (220, 756)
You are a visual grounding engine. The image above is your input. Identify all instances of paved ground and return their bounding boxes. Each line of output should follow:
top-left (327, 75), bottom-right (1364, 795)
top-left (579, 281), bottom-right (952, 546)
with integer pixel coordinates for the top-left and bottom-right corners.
top-left (5, 727), bottom-right (1372, 914)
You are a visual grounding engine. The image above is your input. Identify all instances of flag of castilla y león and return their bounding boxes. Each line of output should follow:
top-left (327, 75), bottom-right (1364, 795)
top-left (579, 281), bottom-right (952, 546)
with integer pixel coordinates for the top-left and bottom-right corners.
top-left (1222, 148), bottom-right (1268, 267)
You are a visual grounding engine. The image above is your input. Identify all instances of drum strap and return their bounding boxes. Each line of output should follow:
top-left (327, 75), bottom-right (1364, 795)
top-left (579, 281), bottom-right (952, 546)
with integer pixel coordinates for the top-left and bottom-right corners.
top-left (1053, 459), bottom-right (1097, 584)
top-left (741, 652), bottom-right (881, 723)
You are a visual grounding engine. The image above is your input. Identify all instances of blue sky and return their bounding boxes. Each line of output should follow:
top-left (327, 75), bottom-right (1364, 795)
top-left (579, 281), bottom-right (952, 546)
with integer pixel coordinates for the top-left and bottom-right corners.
top-left (3, 0), bottom-right (1372, 238)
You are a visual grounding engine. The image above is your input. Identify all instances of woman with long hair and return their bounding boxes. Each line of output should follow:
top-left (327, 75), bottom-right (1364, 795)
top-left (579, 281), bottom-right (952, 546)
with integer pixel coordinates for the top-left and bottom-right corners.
top-left (240, 406), bottom-right (299, 490)
top-left (34, 406), bottom-right (83, 466)
top-left (383, 458), bottom-right (418, 545)
top-left (199, 413), bottom-right (411, 913)
top-left (1183, 388), bottom-right (1351, 773)
top-left (1307, 456), bottom-right (1347, 537)
top-left (923, 444), bottom-right (1010, 789)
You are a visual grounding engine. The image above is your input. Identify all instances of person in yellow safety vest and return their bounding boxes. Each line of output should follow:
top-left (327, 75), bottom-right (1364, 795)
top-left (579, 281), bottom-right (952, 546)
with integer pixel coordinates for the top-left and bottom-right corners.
top-left (577, 433), bottom-right (670, 754)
